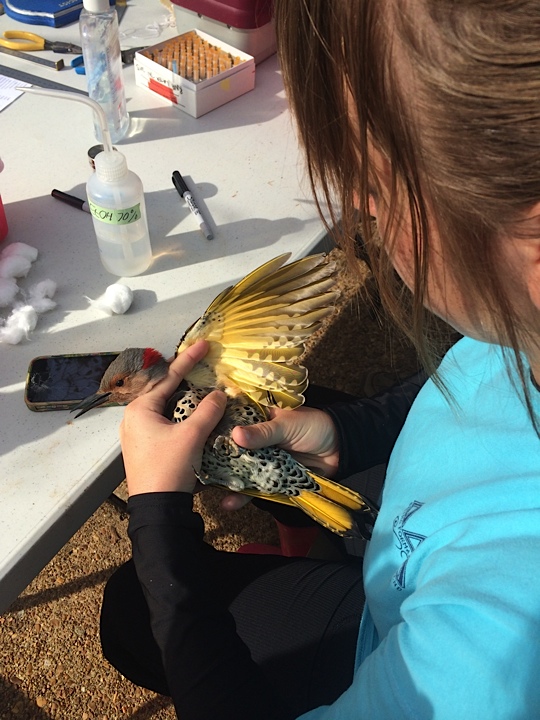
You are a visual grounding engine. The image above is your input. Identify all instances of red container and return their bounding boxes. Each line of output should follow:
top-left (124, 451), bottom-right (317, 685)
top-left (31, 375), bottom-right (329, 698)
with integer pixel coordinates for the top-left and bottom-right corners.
top-left (171, 0), bottom-right (273, 29)
top-left (171, 0), bottom-right (275, 64)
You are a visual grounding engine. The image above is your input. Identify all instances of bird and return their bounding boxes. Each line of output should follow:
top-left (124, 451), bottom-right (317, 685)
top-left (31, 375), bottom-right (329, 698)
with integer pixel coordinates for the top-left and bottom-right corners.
top-left (74, 253), bottom-right (378, 539)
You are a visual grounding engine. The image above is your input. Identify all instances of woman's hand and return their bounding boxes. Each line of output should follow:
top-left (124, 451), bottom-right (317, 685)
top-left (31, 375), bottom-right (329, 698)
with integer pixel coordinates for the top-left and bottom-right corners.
top-left (222, 405), bottom-right (340, 511)
top-left (119, 340), bottom-right (227, 497)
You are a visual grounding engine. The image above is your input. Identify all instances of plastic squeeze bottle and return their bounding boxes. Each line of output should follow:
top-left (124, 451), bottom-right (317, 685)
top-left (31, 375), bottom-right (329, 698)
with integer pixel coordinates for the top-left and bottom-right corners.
top-left (87, 151), bottom-right (152, 276)
top-left (79, 0), bottom-right (130, 143)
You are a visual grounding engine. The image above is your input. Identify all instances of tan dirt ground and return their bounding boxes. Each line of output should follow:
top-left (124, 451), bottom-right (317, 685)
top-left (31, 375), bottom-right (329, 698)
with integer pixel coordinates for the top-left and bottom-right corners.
top-left (0, 249), bottom-right (429, 719)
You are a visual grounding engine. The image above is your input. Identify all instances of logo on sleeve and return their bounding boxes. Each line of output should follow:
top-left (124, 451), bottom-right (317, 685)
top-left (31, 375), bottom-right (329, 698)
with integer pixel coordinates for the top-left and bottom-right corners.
top-left (392, 501), bottom-right (426, 591)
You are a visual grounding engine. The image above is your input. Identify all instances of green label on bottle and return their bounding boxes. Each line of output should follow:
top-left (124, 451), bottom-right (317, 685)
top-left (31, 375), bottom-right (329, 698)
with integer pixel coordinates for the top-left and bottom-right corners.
top-left (89, 201), bottom-right (142, 225)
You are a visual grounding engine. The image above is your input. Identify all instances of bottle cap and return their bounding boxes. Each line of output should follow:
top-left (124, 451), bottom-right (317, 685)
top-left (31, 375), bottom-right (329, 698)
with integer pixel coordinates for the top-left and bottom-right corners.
top-left (83, 0), bottom-right (111, 12)
top-left (94, 151), bottom-right (128, 182)
top-left (88, 144), bottom-right (118, 170)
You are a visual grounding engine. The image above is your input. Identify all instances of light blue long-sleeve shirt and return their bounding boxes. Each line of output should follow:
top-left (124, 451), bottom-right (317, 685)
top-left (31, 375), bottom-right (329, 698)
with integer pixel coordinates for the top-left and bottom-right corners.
top-left (300, 337), bottom-right (540, 719)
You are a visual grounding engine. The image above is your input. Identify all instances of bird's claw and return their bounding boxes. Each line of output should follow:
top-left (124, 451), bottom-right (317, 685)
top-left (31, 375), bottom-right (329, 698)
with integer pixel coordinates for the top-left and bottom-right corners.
top-left (213, 434), bottom-right (242, 458)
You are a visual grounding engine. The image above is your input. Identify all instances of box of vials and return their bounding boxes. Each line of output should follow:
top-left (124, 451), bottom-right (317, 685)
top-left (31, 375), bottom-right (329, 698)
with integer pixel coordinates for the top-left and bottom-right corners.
top-left (134, 29), bottom-right (256, 118)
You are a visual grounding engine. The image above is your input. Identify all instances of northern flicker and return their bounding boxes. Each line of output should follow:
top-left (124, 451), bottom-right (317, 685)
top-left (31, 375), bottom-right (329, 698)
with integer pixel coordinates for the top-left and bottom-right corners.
top-left (74, 253), bottom-right (378, 539)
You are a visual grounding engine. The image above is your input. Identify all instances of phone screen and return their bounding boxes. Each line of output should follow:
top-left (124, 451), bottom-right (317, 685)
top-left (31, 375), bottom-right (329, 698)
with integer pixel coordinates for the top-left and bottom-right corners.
top-left (25, 353), bottom-right (119, 410)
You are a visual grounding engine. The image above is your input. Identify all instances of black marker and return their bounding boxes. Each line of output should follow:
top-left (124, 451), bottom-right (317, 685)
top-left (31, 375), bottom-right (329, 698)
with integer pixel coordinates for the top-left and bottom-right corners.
top-left (51, 189), bottom-right (90, 214)
top-left (172, 171), bottom-right (213, 240)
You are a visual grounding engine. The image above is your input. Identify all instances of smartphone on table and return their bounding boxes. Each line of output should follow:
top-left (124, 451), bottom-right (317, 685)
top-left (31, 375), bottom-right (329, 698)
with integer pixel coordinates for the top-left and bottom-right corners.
top-left (24, 352), bottom-right (120, 412)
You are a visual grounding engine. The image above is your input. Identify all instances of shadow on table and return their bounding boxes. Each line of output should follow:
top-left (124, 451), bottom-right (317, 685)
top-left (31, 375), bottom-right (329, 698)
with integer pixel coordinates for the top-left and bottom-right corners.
top-left (5, 186), bottom-right (313, 285)
top-left (121, 55), bottom-right (287, 145)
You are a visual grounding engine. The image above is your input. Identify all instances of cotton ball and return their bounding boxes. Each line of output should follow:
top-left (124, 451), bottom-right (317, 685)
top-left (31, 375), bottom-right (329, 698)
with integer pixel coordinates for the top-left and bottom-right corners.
top-left (11, 305), bottom-right (38, 333)
top-left (86, 283), bottom-right (133, 315)
top-left (0, 278), bottom-right (18, 307)
top-left (29, 279), bottom-right (57, 299)
top-left (0, 255), bottom-right (32, 279)
top-left (29, 296), bottom-right (56, 313)
top-left (1, 242), bottom-right (38, 262)
top-left (103, 284), bottom-right (133, 314)
top-left (0, 304), bottom-right (38, 344)
top-left (28, 279), bottom-right (57, 313)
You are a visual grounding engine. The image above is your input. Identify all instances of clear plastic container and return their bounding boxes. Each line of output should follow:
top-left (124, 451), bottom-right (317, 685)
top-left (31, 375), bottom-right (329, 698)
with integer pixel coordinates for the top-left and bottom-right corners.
top-left (79, 0), bottom-right (130, 143)
top-left (87, 151), bottom-right (152, 276)
top-left (0, 158), bottom-right (8, 243)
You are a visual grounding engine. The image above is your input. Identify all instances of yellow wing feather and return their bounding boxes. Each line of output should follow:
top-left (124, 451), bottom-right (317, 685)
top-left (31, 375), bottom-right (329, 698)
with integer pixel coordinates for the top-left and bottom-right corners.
top-left (220, 306), bottom-right (334, 332)
top-left (205, 253), bottom-right (294, 310)
top-left (211, 346), bottom-right (301, 364)
top-left (176, 253), bottom-right (338, 408)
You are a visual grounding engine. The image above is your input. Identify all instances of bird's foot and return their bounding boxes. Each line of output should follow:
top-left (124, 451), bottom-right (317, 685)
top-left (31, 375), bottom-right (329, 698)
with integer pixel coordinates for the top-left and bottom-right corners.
top-left (194, 466), bottom-right (246, 492)
top-left (212, 434), bottom-right (242, 458)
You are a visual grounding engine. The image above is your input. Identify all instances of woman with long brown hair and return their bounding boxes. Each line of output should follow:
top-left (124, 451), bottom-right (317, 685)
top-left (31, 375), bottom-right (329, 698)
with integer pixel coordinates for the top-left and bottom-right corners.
top-left (100, 2), bottom-right (540, 718)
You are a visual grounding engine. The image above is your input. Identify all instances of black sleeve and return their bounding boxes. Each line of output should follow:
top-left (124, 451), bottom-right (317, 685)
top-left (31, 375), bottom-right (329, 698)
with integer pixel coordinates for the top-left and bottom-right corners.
top-left (127, 492), bottom-right (295, 720)
top-left (324, 371), bottom-right (427, 479)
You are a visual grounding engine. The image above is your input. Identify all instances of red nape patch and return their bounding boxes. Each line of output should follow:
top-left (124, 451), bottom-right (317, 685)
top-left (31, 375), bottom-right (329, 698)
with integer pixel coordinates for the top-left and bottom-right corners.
top-left (142, 348), bottom-right (164, 369)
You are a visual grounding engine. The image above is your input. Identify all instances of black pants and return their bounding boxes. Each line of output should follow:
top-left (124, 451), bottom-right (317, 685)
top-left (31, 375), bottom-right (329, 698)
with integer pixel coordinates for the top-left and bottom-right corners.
top-left (101, 549), bottom-right (364, 716)
top-left (100, 464), bottom-right (386, 717)
top-left (100, 376), bottom-right (402, 717)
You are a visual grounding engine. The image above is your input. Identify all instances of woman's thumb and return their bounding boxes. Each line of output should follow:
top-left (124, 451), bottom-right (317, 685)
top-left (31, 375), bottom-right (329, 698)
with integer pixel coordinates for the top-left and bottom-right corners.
top-left (190, 390), bottom-right (227, 433)
top-left (232, 419), bottom-right (283, 449)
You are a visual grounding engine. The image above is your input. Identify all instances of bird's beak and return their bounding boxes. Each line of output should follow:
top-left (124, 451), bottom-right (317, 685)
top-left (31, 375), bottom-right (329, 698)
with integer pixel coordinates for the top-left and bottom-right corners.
top-left (71, 391), bottom-right (112, 418)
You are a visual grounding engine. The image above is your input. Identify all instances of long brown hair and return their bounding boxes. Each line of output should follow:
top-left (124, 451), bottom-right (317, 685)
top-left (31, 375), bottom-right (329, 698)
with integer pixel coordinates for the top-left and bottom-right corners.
top-left (275, 0), bottom-right (540, 426)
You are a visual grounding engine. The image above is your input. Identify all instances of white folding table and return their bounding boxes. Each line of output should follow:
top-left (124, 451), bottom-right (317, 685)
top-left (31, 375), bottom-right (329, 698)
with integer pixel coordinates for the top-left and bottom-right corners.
top-left (0, 1), bottom-right (328, 612)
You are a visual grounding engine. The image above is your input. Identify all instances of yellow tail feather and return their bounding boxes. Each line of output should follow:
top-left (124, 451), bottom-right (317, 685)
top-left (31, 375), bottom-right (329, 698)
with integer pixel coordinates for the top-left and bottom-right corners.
top-left (291, 491), bottom-right (358, 537)
top-left (308, 473), bottom-right (372, 512)
top-left (234, 488), bottom-right (297, 506)
top-left (223, 485), bottom-right (360, 537)
top-left (219, 474), bottom-right (376, 538)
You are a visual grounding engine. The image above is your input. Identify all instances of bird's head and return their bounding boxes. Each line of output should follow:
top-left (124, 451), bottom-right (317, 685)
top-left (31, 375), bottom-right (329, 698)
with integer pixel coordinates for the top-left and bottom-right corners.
top-left (73, 348), bottom-right (169, 417)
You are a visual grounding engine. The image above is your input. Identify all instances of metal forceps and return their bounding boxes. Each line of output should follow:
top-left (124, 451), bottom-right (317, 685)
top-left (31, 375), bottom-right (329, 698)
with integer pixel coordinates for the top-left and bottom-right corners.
top-left (0, 30), bottom-right (82, 55)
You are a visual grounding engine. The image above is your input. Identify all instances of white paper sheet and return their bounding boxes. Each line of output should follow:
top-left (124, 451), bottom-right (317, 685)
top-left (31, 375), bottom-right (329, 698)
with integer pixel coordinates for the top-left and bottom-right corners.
top-left (0, 74), bottom-right (30, 112)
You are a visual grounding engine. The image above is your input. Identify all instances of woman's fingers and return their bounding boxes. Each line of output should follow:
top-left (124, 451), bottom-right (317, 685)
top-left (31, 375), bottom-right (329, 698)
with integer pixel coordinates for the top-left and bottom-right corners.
top-left (120, 389), bottom-right (226, 496)
top-left (231, 406), bottom-right (341, 479)
top-left (143, 340), bottom-right (209, 411)
top-left (220, 493), bottom-right (253, 511)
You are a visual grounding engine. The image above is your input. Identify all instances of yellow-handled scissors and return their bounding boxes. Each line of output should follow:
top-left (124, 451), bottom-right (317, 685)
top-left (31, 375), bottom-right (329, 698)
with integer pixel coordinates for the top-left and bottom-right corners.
top-left (0, 30), bottom-right (82, 54)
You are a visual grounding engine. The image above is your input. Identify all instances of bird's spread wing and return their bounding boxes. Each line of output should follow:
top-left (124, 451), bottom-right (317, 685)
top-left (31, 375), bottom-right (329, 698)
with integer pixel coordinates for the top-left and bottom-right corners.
top-left (176, 253), bottom-right (339, 408)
